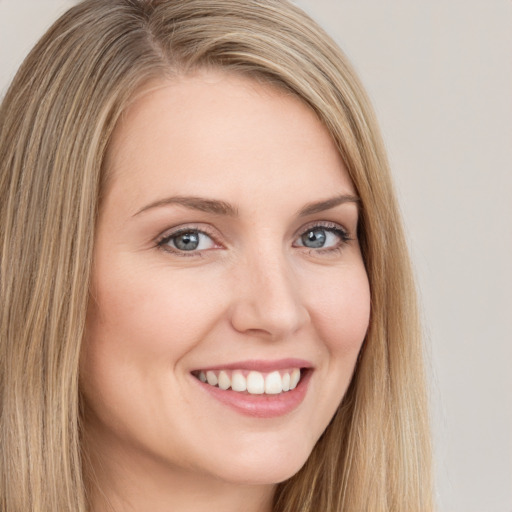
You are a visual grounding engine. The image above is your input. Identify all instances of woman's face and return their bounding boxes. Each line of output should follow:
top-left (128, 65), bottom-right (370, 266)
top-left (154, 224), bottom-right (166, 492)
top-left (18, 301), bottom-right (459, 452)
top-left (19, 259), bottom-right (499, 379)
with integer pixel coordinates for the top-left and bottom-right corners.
top-left (81, 71), bottom-right (370, 487)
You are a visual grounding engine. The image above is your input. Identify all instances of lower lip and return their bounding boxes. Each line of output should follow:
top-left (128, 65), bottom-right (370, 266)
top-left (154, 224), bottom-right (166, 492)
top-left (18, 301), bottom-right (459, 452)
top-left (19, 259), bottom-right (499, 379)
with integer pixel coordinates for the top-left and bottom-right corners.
top-left (193, 370), bottom-right (312, 418)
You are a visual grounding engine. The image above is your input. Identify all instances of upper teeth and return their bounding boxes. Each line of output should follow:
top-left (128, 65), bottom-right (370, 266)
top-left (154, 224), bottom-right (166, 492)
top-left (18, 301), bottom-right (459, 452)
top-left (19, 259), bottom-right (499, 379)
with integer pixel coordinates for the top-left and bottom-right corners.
top-left (197, 369), bottom-right (301, 395)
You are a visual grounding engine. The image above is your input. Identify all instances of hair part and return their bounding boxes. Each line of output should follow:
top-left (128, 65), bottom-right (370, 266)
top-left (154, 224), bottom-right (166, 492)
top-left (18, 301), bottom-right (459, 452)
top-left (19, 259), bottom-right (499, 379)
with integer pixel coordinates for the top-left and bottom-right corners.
top-left (0, 1), bottom-right (432, 510)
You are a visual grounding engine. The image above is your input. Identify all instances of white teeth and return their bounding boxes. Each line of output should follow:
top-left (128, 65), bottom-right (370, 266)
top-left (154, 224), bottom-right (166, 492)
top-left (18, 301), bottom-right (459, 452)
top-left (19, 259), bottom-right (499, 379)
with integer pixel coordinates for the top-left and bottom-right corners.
top-left (265, 371), bottom-right (283, 394)
top-left (206, 371), bottom-right (218, 386)
top-left (290, 368), bottom-right (300, 390)
top-left (197, 368), bottom-right (304, 395)
top-left (231, 371), bottom-right (247, 392)
top-left (246, 371), bottom-right (265, 394)
top-left (218, 370), bottom-right (231, 390)
top-left (282, 372), bottom-right (290, 392)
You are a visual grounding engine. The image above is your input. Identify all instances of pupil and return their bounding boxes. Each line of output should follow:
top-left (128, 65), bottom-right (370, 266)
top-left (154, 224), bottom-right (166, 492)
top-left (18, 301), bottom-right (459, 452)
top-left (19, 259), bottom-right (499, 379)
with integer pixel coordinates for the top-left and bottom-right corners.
top-left (175, 232), bottom-right (199, 251)
top-left (302, 229), bottom-right (326, 248)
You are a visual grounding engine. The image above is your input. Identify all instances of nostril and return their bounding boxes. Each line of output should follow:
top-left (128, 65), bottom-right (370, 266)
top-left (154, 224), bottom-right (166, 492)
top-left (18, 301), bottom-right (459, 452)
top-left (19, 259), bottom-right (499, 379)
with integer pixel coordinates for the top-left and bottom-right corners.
top-left (229, 295), bottom-right (309, 340)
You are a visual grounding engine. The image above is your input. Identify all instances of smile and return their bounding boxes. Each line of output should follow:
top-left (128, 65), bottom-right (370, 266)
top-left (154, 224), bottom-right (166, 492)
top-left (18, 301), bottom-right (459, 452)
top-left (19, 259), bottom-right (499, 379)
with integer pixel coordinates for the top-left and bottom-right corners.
top-left (193, 368), bottom-right (302, 395)
top-left (191, 360), bottom-right (313, 418)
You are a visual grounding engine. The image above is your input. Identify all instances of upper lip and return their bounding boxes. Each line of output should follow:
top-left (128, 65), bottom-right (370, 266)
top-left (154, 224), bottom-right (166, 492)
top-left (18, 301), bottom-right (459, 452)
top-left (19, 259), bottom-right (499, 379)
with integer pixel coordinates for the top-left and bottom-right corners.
top-left (192, 358), bottom-right (313, 372)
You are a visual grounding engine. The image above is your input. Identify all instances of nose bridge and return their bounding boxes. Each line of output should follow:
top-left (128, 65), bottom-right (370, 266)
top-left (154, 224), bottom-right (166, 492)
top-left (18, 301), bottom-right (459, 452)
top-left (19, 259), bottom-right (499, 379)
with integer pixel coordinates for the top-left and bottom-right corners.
top-left (229, 243), bottom-right (309, 339)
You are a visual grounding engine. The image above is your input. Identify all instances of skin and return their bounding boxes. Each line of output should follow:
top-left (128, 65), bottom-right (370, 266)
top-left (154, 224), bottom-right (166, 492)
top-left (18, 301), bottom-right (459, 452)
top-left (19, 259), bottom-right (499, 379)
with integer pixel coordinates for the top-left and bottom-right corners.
top-left (81, 70), bottom-right (371, 512)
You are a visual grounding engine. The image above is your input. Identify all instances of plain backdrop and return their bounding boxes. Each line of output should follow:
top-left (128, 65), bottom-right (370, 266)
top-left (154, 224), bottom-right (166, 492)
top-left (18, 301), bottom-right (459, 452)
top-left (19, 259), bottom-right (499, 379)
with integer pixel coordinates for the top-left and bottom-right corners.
top-left (1, 1), bottom-right (511, 511)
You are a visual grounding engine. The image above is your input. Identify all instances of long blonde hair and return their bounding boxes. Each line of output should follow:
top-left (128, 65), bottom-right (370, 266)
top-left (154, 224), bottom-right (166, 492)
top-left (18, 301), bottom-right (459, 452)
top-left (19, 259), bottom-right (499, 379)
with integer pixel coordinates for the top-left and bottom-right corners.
top-left (0, 1), bottom-right (432, 510)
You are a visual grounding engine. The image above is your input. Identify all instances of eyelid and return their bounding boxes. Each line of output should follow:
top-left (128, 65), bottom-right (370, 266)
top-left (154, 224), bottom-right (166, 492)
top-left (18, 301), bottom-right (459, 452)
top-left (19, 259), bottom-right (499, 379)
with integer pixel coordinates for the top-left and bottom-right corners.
top-left (294, 220), bottom-right (352, 241)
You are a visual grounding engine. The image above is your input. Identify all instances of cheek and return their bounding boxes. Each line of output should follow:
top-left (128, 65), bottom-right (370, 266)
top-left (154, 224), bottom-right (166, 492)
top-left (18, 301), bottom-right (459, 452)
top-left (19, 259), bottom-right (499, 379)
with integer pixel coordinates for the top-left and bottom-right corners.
top-left (84, 266), bottom-right (222, 365)
top-left (80, 265), bottom-right (228, 441)
top-left (300, 263), bottom-right (370, 443)
top-left (80, 269), bottom-right (212, 419)
top-left (306, 264), bottom-right (371, 357)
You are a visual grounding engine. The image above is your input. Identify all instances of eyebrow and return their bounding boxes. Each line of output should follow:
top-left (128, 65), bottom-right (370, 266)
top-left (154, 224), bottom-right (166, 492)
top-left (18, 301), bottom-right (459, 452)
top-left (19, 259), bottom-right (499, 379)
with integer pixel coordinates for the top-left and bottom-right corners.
top-left (133, 196), bottom-right (238, 217)
top-left (297, 194), bottom-right (360, 216)
top-left (133, 193), bottom-right (360, 218)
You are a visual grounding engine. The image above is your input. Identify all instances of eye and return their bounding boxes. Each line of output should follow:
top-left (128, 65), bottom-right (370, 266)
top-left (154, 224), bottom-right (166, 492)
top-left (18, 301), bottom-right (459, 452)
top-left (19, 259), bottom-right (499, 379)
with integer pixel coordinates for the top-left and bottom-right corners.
top-left (294, 224), bottom-right (350, 251)
top-left (158, 228), bottom-right (217, 253)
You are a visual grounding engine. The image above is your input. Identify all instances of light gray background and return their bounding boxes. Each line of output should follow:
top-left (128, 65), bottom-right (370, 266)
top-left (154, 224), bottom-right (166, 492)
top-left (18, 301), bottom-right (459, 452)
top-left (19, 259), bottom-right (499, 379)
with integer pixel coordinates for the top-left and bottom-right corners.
top-left (1, 1), bottom-right (511, 511)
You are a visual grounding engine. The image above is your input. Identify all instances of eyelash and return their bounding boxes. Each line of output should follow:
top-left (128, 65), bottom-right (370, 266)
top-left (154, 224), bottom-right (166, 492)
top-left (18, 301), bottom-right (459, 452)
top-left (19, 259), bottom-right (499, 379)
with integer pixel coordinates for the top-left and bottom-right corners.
top-left (156, 222), bottom-right (352, 257)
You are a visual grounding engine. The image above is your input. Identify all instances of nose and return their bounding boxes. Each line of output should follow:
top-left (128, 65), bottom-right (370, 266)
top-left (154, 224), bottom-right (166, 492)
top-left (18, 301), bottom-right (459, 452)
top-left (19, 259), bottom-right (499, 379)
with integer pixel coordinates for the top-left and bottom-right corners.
top-left (229, 250), bottom-right (310, 340)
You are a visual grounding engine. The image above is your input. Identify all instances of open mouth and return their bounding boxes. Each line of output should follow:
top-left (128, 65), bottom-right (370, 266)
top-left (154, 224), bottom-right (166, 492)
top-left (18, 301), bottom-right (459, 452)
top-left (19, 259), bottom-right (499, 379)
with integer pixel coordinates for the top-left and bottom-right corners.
top-left (191, 368), bottom-right (309, 395)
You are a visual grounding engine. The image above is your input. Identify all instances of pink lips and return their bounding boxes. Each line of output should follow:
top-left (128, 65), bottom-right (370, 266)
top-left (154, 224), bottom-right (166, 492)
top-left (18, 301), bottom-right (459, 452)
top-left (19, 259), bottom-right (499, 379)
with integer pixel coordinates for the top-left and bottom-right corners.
top-left (192, 359), bottom-right (313, 418)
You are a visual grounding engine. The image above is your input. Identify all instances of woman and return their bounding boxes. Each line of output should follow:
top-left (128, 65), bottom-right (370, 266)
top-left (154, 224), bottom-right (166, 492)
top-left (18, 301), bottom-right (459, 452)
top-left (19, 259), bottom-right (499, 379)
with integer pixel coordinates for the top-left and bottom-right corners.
top-left (0, 0), bottom-right (432, 511)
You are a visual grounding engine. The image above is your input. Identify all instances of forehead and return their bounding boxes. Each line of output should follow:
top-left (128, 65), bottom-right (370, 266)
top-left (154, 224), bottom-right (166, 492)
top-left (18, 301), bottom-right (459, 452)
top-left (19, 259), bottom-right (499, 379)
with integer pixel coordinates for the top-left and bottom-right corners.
top-left (104, 70), bottom-right (354, 212)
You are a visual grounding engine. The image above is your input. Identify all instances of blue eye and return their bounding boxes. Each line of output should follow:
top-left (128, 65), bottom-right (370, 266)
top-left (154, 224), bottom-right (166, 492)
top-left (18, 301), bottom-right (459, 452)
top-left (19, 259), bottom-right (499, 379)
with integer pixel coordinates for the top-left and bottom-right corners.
top-left (159, 229), bottom-right (216, 253)
top-left (295, 225), bottom-right (349, 250)
top-left (301, 228), bottom-right (327, 248)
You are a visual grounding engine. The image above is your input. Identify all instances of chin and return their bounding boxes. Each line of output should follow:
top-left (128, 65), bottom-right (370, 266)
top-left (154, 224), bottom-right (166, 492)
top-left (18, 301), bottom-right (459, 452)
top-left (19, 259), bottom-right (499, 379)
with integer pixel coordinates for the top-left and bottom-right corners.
top-left (205, 440), bottom-right (313, 486)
